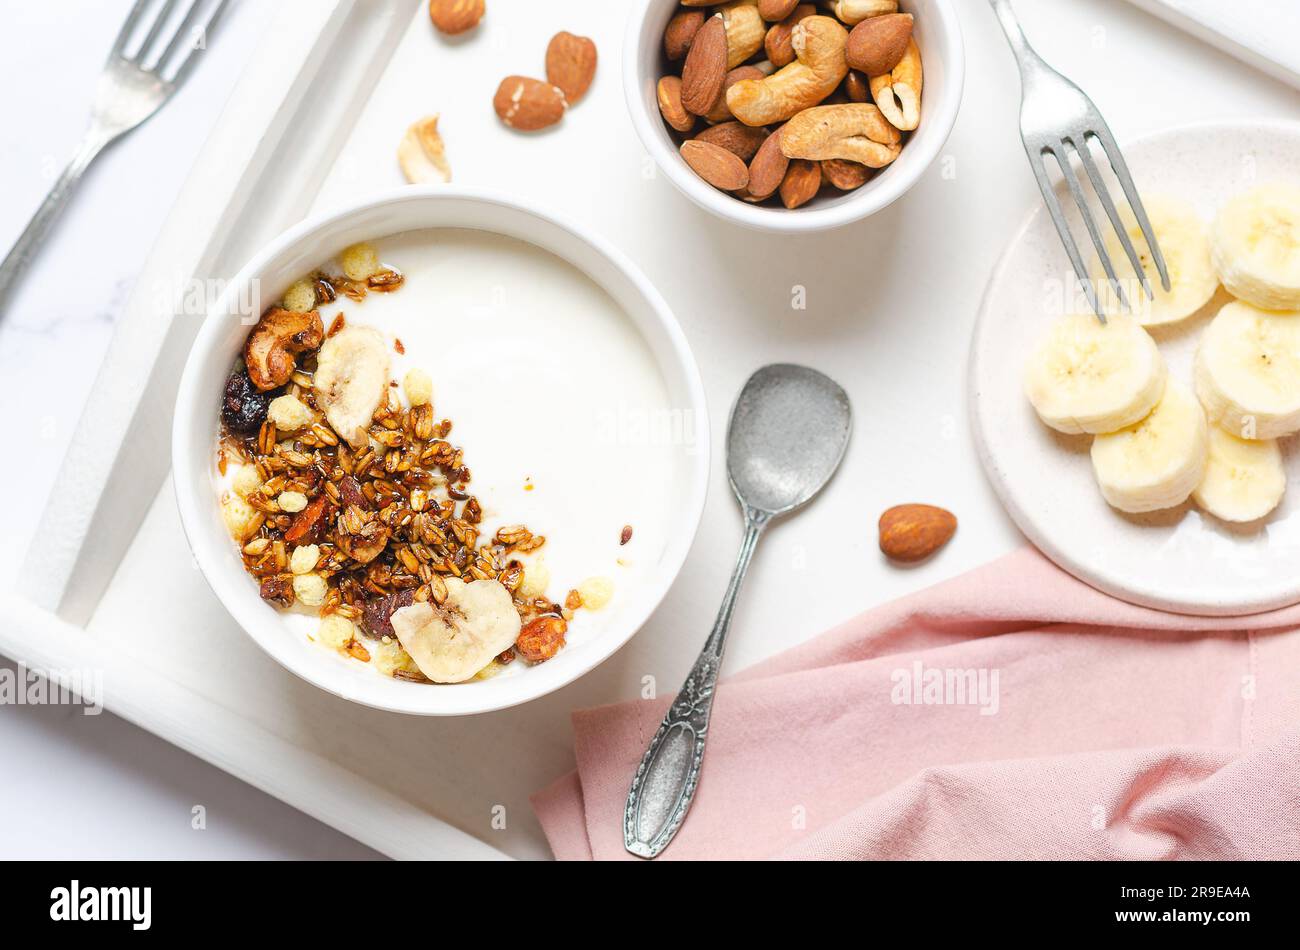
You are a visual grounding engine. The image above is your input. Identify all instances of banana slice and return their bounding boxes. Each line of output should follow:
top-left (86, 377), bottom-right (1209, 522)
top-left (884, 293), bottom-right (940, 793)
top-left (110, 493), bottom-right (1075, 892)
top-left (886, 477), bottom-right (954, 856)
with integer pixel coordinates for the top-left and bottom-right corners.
top-left (1193, 425), bottom-right (1286, 523)
top-left (389, 578), bottom-right (521, 684)
top-left (1211, 183), bottom-right (1300, 311)
top-left (1091, 380), bottom-right (1208, 513)
top-left (1090, 194), bottom-right (1218, 325)
top-left (1194, 300), bottom-right (1300, 440)
top-left (1024, 312), bottom-right (1166, 435)
top-left (313, 325), bottom-right (390, 449)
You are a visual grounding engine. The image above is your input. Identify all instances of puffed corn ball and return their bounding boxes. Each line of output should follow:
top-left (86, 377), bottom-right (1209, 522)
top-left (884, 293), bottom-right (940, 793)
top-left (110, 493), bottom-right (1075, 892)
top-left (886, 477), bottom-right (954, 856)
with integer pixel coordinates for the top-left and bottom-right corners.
top-left (267, 394), bottom-right (314, 431)
top-left (317, 614), bottom-right (355, 650)
top-left (340, 241), bottom-right (380, 281)
top-left (518, 559), bottom-right (551, 598)
top-left (578, 576), bottom-right (614, 610)
top-left (229, 464), bottom-right (262, 498)
top-left (278, 491), bottom-right (308, 513)
top-left (221, 494), bottom-right (260, 541)
top-left (282, 278), bottom-right (317, 314)
top-left (404, 368), bottom-right (433, 407)
top-left (289, 543), bottom-right (320, 575)
top-left (293, 573), bottom-right (328, 607)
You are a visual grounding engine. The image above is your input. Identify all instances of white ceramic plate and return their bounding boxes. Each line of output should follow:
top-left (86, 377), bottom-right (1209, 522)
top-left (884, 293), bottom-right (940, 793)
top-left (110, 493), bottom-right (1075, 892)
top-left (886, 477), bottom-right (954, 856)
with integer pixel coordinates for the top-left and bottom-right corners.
top-left (174, 187), bottom-right (710, 714)
top-left (971, 118), bottom-right (1300, 616)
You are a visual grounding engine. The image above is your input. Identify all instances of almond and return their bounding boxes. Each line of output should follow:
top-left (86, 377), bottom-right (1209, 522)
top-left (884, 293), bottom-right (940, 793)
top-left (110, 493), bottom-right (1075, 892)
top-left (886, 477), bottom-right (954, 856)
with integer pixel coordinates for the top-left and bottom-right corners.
top-left (758, 0), bottom-right (801, 20)
top-left (878, 504), bottom-right (957, 562)
top-left (493, 76), bottom-right (566, 131)
top-left (846, 12), bottom-right (913, 76)
top-left (695, 121), bottom-right (769, 162)
top-left (545, 31), bottom-right (597, 105)
top-left (779, 159), bottom-right (821, 209)
top-left (680, 139), bottom-right (750, 192)
top-left (747, 126), bottom-right (789, 199)
top-left (657, 76), bottom-right (695, 133)
top-left (664, 9), bottom-right (705, 61)
top-left (681, 14), bottom-right (728, 116)
top-left (428, 0), bottom-right (484, 36)
top-left (763, 3), bottom-right (816, 68)
top-left (822, 158), bottom-right (872, 190)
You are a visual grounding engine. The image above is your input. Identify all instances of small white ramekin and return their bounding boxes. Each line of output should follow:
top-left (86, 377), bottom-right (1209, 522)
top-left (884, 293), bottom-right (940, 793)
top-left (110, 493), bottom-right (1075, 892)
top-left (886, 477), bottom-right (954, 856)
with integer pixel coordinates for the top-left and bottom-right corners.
top-left (624, 0), bottom-right (965, 233)
top-left (173, 186), bottom-right (710, 716)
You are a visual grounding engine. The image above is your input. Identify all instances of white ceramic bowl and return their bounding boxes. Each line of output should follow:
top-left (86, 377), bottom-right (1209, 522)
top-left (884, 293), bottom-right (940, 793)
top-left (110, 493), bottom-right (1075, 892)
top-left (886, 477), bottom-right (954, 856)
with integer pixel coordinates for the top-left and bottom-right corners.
top-left (173, 186), bottom-right (710, 715)
top-left (624, 0), bottom-right (965, 233)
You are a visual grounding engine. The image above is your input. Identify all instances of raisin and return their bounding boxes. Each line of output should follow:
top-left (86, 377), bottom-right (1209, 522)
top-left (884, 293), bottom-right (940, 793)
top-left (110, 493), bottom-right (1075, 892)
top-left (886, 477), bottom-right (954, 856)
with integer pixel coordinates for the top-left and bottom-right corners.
top-left (259, 575), bottom-right (294, 608)
top-left (221, 368), bottom-right (273, 435)
top-left (360, 589), bottom-right (415, 640)
top-left (285, 495), bottom-right (327, 544)
top-left (339, 475), bottom-right (369, 511)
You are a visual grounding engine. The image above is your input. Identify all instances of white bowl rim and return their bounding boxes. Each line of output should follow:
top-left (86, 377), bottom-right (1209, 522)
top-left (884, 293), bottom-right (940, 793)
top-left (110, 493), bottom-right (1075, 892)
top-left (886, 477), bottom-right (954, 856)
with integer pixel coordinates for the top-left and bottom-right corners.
top-left (622, 0), bottom-right (967, 234)
top-left (172, 184), bottom-right (712, 715)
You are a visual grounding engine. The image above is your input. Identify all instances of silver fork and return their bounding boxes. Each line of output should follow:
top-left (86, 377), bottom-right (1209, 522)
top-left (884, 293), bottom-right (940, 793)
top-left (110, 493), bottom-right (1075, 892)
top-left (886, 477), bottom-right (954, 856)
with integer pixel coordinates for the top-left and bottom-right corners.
top-left (0, 0), bottom-right (231, 321)
top-left (989, 0), bottom-right (1169, 323)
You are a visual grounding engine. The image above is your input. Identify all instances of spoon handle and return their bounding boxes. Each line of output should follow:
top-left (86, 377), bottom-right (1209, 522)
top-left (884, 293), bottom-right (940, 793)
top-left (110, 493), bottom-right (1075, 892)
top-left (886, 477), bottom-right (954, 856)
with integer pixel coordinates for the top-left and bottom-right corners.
top-left (623, 509), bottom-right (770, 858)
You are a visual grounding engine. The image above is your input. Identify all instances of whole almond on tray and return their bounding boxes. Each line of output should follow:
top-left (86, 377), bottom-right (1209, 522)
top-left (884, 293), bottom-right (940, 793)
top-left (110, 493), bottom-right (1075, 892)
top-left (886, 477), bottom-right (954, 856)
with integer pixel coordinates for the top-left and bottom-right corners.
top-left (546, 31), bottom-right (597, 105)
top-left (428, 0), bottom-right (484, 35)
top-left (846, 13), bottom-right (913, 77)
top-left (494, 76), bottom-right (567, 131)
top-left (878, 504), bottom-right (957, 562)
top-left (680, 14), bottom-right (728, 116)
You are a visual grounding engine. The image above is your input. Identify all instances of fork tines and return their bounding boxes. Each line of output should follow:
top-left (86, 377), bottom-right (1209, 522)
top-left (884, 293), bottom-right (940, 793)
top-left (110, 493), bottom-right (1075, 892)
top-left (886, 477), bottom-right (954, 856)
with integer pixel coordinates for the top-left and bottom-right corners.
top-left (1027, 122), bottom-right (1171, 325)
top-left (111, 0), bottom-right (231, 84)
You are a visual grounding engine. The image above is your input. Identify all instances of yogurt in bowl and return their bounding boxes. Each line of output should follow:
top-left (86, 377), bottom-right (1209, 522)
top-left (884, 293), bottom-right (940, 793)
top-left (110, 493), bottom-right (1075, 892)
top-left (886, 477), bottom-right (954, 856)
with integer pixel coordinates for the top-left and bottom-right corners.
top-left (174, 187), bottom-right (709, 715)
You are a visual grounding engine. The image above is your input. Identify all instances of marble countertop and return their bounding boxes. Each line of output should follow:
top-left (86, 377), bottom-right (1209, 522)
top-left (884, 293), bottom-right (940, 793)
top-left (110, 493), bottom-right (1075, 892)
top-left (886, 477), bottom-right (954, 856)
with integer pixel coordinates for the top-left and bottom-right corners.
top-left (1, 0), bottom-right (1296, 859)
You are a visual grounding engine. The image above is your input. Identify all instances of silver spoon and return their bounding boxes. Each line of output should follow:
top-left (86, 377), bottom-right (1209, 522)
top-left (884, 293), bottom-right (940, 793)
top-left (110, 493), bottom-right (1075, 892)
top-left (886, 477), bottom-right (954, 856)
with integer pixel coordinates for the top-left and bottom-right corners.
top-left (623, 364), bottom-right (852, 859)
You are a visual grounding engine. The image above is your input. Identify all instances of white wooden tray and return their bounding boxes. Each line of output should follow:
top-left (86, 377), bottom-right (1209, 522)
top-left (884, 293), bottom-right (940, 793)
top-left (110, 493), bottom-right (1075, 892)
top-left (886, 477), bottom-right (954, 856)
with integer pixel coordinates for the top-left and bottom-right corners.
top-left (5, 0), bottom-right (1296, 860)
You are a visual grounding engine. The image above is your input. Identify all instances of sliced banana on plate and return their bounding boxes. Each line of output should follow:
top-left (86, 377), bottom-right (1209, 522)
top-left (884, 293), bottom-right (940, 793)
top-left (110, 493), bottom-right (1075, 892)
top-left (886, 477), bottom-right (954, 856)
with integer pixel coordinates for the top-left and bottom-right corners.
top-left (313, 325), bottom-right (391, 449)
top-left (1193, 425), bottom-right (1286, 523)
top-left (1090, 194), bottom-right (1219, 325)
top-left (1024, 312), bottom-right (1166, 435)
top-left (1091, 380), bottom-right (1208, 513)
top-left (390, 578), bottom-right (521, 684)
top-left (1194, 300), bottom-right (1300, 440)
top-left (1211, 182), bottom-right (1300, 312)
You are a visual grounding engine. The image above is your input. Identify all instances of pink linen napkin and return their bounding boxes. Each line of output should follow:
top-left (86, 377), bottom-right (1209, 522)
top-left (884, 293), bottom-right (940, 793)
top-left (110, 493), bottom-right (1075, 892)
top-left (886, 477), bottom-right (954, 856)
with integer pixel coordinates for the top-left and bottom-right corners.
top-left (531, 547), bottom-right (1300, 860)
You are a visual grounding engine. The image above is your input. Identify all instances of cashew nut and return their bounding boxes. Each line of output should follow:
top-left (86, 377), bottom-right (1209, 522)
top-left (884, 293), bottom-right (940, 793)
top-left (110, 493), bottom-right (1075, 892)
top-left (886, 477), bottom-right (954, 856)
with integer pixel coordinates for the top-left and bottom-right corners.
top-left (869, 38), bottom-right (922, 131)
top-left (397, 115), bottom-right (451, 184)
top-left (726, 15), bottom-right (848, 126)
top-left (779, 103), bottom-right (901, 167)
top-left (829, 0), bottom-right (898, 25)
top-left (721, 1), bottom-right (766, 68)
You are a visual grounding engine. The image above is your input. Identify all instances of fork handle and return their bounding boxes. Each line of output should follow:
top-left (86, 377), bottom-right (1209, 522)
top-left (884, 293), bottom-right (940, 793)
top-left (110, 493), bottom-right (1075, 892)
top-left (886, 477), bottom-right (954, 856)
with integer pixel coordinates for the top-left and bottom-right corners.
top-left (988, 0), bottom-right (1047, 72)
top-left (0, 131), bottom-right (110, 323)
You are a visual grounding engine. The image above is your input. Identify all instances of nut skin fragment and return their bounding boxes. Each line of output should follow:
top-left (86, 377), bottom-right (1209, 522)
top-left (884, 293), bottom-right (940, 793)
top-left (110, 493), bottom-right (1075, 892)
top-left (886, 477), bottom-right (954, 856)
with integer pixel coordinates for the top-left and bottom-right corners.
top-left (428, 0), bottom-right (483, 35)
top-left (516, 616), bottom-right (567, 663)
top-left (545, 31), bottom-right (598, 105)
top-left (843, 70), bottom-right (870, 102)
top-left (780, 102), bottom-right (901, 166)
top-left (779, 159), bottom-right (821, 209)
top-left (726, 16), bottom-right (848, 127)
top-left (846, 12), bottom-right (912, 76)
top-left (493, 76), bottom-right (567, 131)
top-left (680, 139), bottom-right (751, 192)
top-left (869, 38), bottom-right (922, 131)
top-left (681, 14), bottom-right (728, 116)
top-left (879, 504), bottom-right (956, 562)
top-left (657, 75), bottom-right (695, 133)
top-left (243, 308), bottom-right (325, 392)
top-left (664, 9), bottom-right (704, 61)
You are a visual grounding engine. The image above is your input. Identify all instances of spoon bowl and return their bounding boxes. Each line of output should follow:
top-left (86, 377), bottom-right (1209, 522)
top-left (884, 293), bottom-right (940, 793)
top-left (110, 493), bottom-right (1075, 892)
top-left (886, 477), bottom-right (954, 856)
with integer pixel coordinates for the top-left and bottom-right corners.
top-left (728, 364), bottom-right (853, 516)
